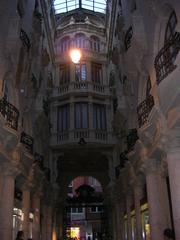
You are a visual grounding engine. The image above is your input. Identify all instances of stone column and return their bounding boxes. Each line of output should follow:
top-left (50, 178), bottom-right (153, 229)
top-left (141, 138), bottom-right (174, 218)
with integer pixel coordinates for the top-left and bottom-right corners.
top-left (32, 193), bottom-right (41, 240)
top-left (115, 201), bottom-right (125, 240)
top-left (47, 205), bottom-right (53, 240)
top-left (112, 206), bottom-right (117, 240)
top-left (0, 167), bottom-right (3, 197)
top-left (86, 61), bottom-right (91, 83)
top-left (52, 212), bottom-right (57, 240)
top-left (70, 62), bottom-right (75, 82)
top-left (166, 131), bottom-right (180, 239)
top-left (88, 100), bottom-right (93, 132)
top-left (56, 210), bottom-right (63, 240)
top-left (69, 100), bottom-right (74, 130)
top-left (134, 184), bottom-right (143, 240)
top-left (0, 165), bottom-right (16, 240)
top-left (22, 184), bottom-right (31, 239)
top-left (41, 204), bottom-right (53, 240)
top-left (145, 158), bottom-right (164, 240)
top-left (126, 194), bottom-right (132, 240)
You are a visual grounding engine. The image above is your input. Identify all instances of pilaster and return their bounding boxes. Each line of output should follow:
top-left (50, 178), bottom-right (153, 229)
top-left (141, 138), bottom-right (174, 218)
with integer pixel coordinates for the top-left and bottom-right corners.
top-left (0, 163), bottom-right (18, 240)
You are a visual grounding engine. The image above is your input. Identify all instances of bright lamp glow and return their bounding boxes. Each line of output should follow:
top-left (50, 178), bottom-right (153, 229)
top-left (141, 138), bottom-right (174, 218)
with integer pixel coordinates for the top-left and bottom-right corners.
top-left (70, 49), bottom-right (81, 64)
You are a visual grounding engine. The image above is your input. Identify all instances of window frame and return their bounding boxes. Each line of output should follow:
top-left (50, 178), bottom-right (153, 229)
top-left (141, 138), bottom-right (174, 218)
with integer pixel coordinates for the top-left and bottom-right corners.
top-left (75, 102), bottom-right (89, 129)
top-left (57, 104), bottom-right (70, 132)
top-left (59, 64), bottom-right (70, 84)
top-left (91, 62), bottom-right (103, 83)
top-left (93, 104), bottom-right (106, 130)
top-left (75, 63), bottom-right (87, 82)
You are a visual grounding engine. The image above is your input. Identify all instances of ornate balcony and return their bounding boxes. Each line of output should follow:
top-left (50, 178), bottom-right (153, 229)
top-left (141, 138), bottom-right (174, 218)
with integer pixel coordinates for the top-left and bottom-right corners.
top-left (20, 132), bottom-right (34, 154)
top-left (155, 32), bottom-right (180, 84)
top-left (53, 82), bottom-right (109, 97)
top-left (137, 95), bottom-right (154, 128)
top-left (51, 129), bottom-right (114, 146)
top-left (0, 97), bottom-right (19, 130)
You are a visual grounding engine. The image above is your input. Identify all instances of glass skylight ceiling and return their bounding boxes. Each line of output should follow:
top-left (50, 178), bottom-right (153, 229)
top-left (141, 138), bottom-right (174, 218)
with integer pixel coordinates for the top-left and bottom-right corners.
top-left (54, 0), bottom-right (106, 14)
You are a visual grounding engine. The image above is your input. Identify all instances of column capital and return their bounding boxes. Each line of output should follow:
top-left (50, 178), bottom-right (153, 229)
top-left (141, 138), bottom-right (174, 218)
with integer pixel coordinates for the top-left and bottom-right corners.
top-left (22, 181), bottom-right (33, 191)
top-left (2, 162), bottom-right (20, 177)
top-left (168, 128), bottom-right (180, 153)
top-left (141, 158), bottom-right (161, 176)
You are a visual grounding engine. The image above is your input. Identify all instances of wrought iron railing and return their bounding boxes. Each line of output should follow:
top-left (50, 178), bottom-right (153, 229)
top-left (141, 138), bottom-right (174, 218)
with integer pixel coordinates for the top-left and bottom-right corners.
top-left (124, 26), bottom-right (133, 51)
top-left (137, 95), bottom-right (154, 128)
top-left (0, 97), bottom-right (19, 130)
top-left (155, 32), bottom-right (180, 84)
top-left (20, 28), bottom-right (31, 51)
top-left (34, 152), bottom-right (44, 170)
top-left (20, 132), bottom-right (34, 154)
top-left (115, 152), bottom-right (128, 179)
top-left (126, 129), bottom-right (139, 152)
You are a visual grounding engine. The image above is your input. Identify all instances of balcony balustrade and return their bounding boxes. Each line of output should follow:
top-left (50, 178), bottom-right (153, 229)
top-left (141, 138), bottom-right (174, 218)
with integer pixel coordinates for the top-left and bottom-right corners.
top-left (59, 37), bottom-right (106, 54)
top-left (20, 132), bottom-right (34, 154)
top-left (53, 81), bottom-right (109, 97)
top-left (0, 97), bottom-right (19, 130)
top-left (155, 32), bottom-right (180, 84)
top-left (137, 95), bottom-right (154, 128)
top-left (51, 129), bottom-right (113, 146)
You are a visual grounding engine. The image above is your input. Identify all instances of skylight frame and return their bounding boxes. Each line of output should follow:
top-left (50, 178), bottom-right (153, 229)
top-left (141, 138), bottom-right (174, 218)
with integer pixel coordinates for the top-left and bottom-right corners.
top-left (54, 0), bottom-right (106, 14)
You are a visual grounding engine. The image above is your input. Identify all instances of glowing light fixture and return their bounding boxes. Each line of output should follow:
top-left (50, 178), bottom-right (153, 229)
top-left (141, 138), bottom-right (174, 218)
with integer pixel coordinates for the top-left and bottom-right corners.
top-left (70, 49), bottom-right (81, 64)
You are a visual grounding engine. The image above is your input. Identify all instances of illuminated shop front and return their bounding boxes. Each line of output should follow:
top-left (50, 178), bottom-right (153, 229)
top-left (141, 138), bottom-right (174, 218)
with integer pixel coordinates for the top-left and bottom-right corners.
top-left (70, 227), bottom-right (80, 239)
top-left (124, 204), bottom-right (150, 240)
top-left (13, 208), bottom-right (23, 240)
top-left (13, 208), bottom-right (34, 240)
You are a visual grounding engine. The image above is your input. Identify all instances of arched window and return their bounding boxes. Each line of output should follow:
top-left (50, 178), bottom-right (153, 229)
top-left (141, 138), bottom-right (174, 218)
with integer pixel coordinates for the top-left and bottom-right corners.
top-left (74, 33), bottom-right (86, 49)
top-left (165, 11), bottom-right (177, 43)
top-left (90, 36), bottom-right (100, 52)
top-left (61, 36), bottom-right (70, 53)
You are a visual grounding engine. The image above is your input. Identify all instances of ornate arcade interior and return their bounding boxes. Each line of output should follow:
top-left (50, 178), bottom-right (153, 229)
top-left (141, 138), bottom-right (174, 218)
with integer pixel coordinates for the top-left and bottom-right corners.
top-left (0, 0), bottom-right (180, 240)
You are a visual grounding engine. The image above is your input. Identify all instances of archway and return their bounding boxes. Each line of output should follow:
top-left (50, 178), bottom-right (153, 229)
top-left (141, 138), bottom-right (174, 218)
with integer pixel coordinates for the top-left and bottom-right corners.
top-left (63, 176), bottom-right (108, 240)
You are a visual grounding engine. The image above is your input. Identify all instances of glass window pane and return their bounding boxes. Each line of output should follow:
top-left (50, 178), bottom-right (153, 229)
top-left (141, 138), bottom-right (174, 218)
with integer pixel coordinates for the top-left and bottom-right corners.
top-left (75, 64), bottom-right (81, 81)
top-left (81, 64), bottom-right (87, 81)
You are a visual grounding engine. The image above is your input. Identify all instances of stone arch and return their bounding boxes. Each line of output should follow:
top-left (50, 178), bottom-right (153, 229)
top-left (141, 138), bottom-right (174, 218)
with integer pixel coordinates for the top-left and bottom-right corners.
top-left (60, 172), bottom-right (109, 199)
top-left (67, 175), bottom-right (103, 193)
